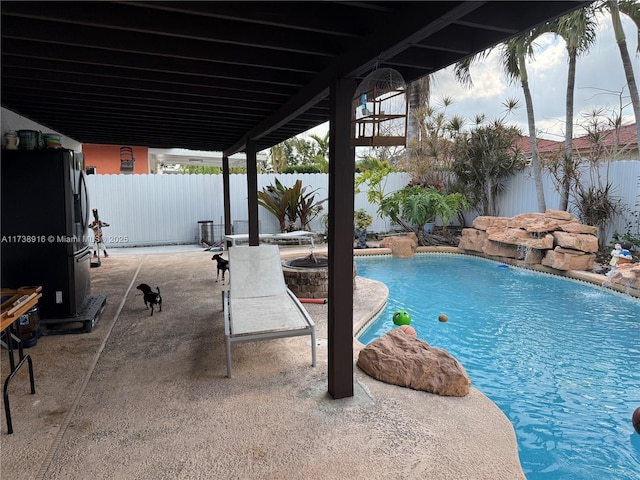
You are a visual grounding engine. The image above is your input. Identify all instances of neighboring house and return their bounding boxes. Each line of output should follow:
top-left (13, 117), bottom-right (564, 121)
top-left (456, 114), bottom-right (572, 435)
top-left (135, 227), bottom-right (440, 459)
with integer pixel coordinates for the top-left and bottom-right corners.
top-left (516, 122), bottom-right (638, 162)
top-left (571, 123), bottom-right (638, 160)
top-left (82, 144), bottom-right (151, 175)
top-left (82, 145), bottom-right (262, 175)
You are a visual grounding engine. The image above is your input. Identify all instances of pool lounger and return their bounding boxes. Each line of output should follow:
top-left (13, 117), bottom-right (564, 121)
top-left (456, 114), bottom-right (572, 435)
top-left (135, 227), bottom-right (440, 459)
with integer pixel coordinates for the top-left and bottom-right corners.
top-left (222, 244), bottom-right (317, 378)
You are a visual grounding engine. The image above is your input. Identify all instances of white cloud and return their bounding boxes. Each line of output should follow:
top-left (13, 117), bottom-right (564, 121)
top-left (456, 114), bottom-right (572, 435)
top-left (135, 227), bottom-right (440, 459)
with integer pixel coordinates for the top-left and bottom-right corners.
top-left (430, 13), bottom-right (638, 139)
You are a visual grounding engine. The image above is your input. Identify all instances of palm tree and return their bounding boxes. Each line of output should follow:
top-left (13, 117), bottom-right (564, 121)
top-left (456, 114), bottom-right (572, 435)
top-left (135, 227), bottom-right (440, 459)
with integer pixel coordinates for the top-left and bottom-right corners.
top-left (407, 76), bottom-right (431, 148)
top-left (550, 4), bottom-right (599, 210)
top-left (455, 28), bottom-right (548, 212)
top-left (309, 131), bottom-right (330, 161)
top-left (606, 0), bottom-right (640, 158)
top-left (309, 131), bottom-right (330, 172)
top-left (269, 142), bottom-right (288, 173)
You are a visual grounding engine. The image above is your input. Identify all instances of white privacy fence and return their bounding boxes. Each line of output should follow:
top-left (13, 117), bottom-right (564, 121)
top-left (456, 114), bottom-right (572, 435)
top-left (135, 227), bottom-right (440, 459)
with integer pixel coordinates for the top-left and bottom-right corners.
top-left (86, 160), bottom-right (638, 248)
top-left (85, 172), bottom-right (410, 247)
top-left (496, 160), bottom-right (639, 246)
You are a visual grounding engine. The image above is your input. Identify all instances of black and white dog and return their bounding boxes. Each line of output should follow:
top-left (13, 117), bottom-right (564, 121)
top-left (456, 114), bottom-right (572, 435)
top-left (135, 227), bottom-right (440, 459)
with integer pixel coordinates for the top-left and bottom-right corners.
top-left (136, 283), bottom-right (162, 316)
top-left (212, 254), bottom-right (229, 284)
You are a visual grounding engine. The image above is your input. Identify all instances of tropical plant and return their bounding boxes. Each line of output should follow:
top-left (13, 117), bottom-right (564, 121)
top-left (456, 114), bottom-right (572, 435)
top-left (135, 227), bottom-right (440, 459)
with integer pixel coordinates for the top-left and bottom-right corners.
top-left (257, 178), bottom-right (290, 232)
top-left (297, 183), bottom-right (326, 231)
top-left (403, 96), bottom-right (464, 189)
top-left (451, 121), bottom-right (524, 216)
top-left (257, 178), bottom-right (325, 232)
top-left (309, 131), bottom-right (330, 161)
top-left (268, 142), bottom-right (290, 173)
top-left (354, 208), bottom-right (373, 230)
top-left (378, 185), bottom-right (469, 245)
top-left (572, 182), bottom-right (624, 248)
top-left (267, 132), bottom-right (331, 173)
top-left (354, 158), bottom-right (397, 206)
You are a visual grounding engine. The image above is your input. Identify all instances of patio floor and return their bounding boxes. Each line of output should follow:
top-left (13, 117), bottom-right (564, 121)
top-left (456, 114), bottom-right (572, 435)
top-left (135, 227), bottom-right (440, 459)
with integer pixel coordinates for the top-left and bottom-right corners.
top-left (1, 244), bottom-right (524, 480)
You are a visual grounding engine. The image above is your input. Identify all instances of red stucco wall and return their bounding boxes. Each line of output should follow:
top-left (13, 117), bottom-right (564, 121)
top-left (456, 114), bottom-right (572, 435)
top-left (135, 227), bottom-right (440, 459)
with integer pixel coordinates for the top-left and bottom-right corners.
top-left (82, 144), bottom-right (149, 174)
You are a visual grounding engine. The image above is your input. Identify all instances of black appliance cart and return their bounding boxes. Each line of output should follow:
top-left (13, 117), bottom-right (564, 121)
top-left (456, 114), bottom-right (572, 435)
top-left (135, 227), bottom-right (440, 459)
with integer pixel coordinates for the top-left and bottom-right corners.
top-left (1, 149), bottom-right (106, 333)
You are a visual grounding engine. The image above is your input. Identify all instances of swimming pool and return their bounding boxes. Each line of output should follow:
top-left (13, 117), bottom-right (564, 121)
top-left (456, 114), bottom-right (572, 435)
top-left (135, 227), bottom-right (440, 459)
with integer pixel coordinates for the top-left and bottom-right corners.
top-left (356, 254), bottom-right (640, 480)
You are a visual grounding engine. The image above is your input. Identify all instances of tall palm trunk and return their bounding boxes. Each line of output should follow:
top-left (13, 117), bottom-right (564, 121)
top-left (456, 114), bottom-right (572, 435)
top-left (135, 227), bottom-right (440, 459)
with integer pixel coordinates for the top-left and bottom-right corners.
top-left (561, 51), bottom-right (578, 211)
top-left (407, 76), bottom-right (430, 149)
top-left (609, 0), bottom-right (640, 159)
top-left (519, 51), bottom-right (547, 212)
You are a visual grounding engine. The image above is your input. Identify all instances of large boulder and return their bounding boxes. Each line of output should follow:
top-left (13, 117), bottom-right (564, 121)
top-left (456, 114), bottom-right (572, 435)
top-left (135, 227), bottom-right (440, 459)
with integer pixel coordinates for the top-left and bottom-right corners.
top-left (357, 329), bottom-right (470, 396)
top-left (488, 227), bottom-right (555, 249)
top-left (552, 231), bottom-right (599, 253)
top-left (559, 222), bottom-right (598, 235)
top-left (472, 216), bottom-right (509, 231)
top-left (542, 247), bottom-right (595, 271)
top-left (379, 235), bottom-right (417, 258)
top-left (483, 240), bottom-right (519, 258)
top-left (544, 209), bottom-right (575, 221)
top-left (458, 228), bottom-right (487, 252)
top-left (608, 263), bottom-right (640, 294)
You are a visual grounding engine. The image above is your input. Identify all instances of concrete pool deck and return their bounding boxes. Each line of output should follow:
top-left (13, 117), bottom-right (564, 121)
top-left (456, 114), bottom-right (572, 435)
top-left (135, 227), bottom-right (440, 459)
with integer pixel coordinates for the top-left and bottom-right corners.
top-left (1, 243), bottom-right (526, 479)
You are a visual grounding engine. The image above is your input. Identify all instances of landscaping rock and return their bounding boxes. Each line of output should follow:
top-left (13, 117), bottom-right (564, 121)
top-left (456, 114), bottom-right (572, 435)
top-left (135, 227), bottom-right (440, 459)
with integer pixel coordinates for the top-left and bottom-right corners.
top-left (483, 240), bottom-right (519, 258)
top-left (558, 222), bottom-right (599, 235)
top-left (380, 235), bottom-right (417, 258)
top-left (541, 247), bottom-right (595, 271)
top-left (607, 263), bottom-right (640, 295)
top-left (472, 216), bottom-right (509, 231)
top-left (553, 231), bottom-right (599, 253)
top-left (357, 329), bottom-right (470, 397)
top-left (544, 209), bottom-right (575, 221)
top-left (457, 228), bottom-right (487, 252)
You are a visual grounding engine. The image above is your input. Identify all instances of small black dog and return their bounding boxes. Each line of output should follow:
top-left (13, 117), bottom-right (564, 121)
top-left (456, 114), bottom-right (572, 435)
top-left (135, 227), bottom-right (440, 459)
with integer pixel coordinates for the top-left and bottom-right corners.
top-left (136, 283), bottom-right (162, 316)
top-left (212, 253), bottom-right (229, 284)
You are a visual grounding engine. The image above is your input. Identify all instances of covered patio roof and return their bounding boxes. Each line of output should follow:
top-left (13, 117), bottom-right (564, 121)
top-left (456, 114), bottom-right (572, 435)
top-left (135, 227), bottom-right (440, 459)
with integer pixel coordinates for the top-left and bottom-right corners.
top-left (1, 1), bottom-right (588, 155)
top-left (1, 1), bottom-right (589, 399)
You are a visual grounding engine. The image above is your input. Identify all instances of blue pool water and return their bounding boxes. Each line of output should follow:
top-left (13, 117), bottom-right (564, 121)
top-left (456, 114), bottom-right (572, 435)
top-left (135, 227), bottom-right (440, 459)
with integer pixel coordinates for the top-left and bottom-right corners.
top-left (356, 254), bottom-right (640, 480)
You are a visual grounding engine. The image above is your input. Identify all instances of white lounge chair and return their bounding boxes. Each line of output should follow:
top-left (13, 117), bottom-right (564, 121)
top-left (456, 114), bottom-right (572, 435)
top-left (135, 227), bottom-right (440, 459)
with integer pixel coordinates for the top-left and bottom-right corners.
top-left (222, 245), bottom-right (317, 378)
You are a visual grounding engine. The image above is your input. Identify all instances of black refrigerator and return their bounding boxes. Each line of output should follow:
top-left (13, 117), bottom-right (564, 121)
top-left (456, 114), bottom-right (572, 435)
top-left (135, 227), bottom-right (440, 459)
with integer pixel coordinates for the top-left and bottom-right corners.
top-left (1, 148), bottom-right (92, 320)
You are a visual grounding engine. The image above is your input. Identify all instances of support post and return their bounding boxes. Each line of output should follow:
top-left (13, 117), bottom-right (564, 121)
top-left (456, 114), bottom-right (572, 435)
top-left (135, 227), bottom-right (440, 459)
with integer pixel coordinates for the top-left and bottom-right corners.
top-left (328, 77), bottom-right (356, 399)
top-left (222, 155), bottom-right (232, 248)
top-left (245, 141), bottom-right (259, 246)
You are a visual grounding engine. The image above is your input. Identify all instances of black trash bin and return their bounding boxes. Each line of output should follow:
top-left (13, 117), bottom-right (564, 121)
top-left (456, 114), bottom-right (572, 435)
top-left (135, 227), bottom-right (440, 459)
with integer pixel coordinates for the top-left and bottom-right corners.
top-left (17, 305), bottom-right (40, 348)
top-left (198, 220), bottom-right (214, 246)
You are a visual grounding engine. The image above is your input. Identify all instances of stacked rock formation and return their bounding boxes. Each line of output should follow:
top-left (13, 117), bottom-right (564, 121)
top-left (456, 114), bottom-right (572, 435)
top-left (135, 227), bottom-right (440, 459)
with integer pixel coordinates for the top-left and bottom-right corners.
top-left (458, 210), bottom-right (598, 271)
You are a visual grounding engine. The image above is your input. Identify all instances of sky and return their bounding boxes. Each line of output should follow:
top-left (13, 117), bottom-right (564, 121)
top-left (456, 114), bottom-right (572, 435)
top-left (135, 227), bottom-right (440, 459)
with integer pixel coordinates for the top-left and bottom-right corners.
top-left (429, 11), bottom-right (639, 141)
top-left (304, 10), bottom-right (638, 143)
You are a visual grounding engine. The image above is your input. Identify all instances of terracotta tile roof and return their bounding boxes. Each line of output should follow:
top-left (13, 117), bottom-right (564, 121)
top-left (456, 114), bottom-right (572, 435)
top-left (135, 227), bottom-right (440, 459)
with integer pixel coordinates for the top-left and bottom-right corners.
top-left (516, 136), bottom-right (563, 154)
top-left (571, 123), bottom-right (637, 151)
top-left (517, 123), bottom-right (637, 155)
